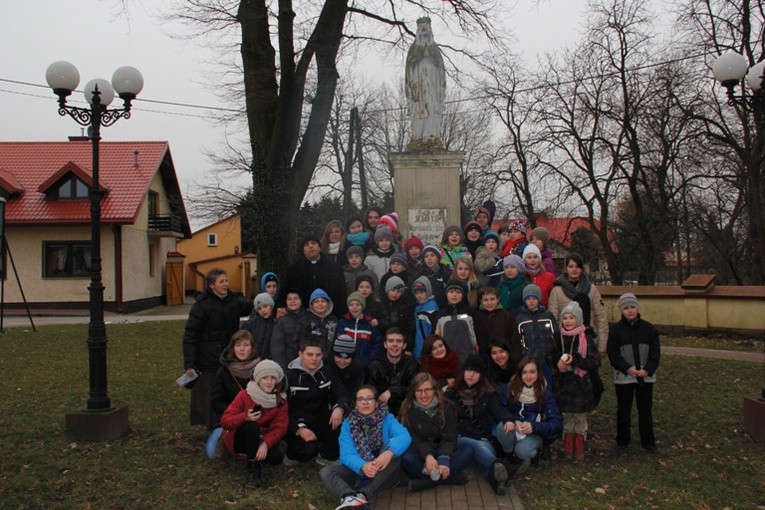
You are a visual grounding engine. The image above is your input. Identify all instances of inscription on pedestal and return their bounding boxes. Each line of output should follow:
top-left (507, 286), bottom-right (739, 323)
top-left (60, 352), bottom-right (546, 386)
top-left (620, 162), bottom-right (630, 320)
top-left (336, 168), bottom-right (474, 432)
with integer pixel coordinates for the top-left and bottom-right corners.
top-left (408, 208), bottom-right (447, 247)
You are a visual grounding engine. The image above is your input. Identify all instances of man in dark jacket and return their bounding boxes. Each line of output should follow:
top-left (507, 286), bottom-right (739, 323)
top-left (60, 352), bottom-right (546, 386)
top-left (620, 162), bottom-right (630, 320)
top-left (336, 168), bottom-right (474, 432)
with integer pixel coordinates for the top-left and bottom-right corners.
top-left (365, 327), bottom-right (419, 415)
top-left (285, 336), bottom-right (350, 464)
top-left (279, 235), bottom-right (348, 315)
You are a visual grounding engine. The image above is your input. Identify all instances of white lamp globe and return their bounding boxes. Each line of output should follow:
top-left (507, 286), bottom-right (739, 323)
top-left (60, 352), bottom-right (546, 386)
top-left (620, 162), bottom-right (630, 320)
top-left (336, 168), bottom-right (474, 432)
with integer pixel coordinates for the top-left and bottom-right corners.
top-left (111, 66), bottom-right (144, 99)
top-left (83, 78), bottom-right (115, 106)
top-left (46, 61), bottom-right (80, 93)
top-left (745, 61), bottom-right (765, 91)
top-left (712, 50), bottom-right (748, 85)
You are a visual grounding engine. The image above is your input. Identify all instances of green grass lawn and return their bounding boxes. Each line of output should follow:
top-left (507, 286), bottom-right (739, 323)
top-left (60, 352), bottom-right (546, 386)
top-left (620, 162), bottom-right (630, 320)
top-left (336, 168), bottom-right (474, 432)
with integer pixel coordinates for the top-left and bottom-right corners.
top-left (662, 335), bottom-right (764, 353)
top-left (0, 322), bottom-right (763, 509)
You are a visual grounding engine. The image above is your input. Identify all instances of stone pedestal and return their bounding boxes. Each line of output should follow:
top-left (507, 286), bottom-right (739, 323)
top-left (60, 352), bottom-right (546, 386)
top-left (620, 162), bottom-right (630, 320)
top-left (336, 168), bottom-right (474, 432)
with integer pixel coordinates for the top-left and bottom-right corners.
top-left (65, 403), bottom-right (130, 441)
top-left (743, 396), bottom-right (765, 443)
top-left (389, 151), bottom-right (464, 246)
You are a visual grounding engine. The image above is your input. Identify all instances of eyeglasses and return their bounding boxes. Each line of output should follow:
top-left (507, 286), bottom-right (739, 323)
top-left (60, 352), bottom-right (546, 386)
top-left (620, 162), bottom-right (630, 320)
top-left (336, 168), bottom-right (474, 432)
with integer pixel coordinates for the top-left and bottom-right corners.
top-left (414, 387), bottom-right (435, 395)
top-left (356, 397), bottom-right (376, 403)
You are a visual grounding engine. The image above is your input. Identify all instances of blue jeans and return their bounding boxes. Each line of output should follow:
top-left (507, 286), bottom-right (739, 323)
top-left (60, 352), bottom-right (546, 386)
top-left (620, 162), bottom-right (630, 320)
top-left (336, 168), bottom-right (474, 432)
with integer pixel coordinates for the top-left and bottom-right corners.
top-left (495, 424), bottom-right (543, 460)
top-left (400, 444), bottom-right (473, 479)
top-left (456, 436), bottom-right (497, 479)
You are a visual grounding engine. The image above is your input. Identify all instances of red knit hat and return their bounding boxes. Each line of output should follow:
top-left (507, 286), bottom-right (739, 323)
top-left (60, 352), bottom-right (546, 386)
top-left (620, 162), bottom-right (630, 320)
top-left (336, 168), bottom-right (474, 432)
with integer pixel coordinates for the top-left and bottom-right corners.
top-left (404, 236), bottom-right (424, 252)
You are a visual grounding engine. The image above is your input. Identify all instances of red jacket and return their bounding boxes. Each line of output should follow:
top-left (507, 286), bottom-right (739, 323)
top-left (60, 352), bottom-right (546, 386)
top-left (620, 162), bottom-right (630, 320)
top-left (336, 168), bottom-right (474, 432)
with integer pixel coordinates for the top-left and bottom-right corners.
top-left (220, 389), bottom-right (288, 459)
top-left (527, 271), bottom-right (555, 307)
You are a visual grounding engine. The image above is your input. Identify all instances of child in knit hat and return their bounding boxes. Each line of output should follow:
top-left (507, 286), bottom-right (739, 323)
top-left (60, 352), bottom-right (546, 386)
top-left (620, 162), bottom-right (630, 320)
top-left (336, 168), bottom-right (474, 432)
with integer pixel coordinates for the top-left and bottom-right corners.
top-left (529, 227), bottom-right (556, 276)
top-left (379, 253), bottom-right (412, 304)
top-left (554, 302), bottom-right (600, 461)
top-left (522, 244), bottom-right (555, 307)
top-left (607, 293), bottom-right (661, 454)
top-left (498, 254), bottom-right (527, 313)
top-left (335, 292), bottom-right (384, 368)
top-left (513, 284), bottom-right (559, 385)
top-left (421, 244), bottom-right (451, 308)
top-left (343, 245), bottom-right (379, 295)
top-left (220, 358), bottom-right (288, 489)
top-left (440, 225), bottom-right (470, 269)
top-left (365, 225), bottom-right (396, 280)
top-left (243, 293), bottom-right (275, 360)
top-left (324, 334), bottom-right (364, 397)
top-left (404, 236), bottom-right (425, 279)
top-left (411, 276), bottom-right (439, 359)
top-left (377, 276), bottom-right (413, 343)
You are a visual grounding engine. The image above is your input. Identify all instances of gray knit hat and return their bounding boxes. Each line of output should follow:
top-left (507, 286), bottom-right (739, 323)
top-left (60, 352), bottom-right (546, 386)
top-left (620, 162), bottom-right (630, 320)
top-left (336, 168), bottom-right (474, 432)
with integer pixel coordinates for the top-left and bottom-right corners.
top-left (251, 359), bottom-right (284, 382)
top-left (374, 225), bottom-right (393, 243)
top-left (346, 245), bottom-right (365, 260)
top-left (560, 301), bottom-right (584, 326)
top-left (385, 276), bottom-right (406, 292)
top-left (253, 292), bottom-right (275, 310)
top-left (390, 253), bottom-right (409, 269)
top-left (422, 245), bottom-right (442, 261)
top-left (619, 293), bottom-right (640, 311)
top-left (445, 279), bottom-right (467, 294)
top-left (502, 254), bottom-right (525, 273)
top-left (333, 334), bottom-right (356, 358)
top-left (522, 284), bottom-right (542, 302)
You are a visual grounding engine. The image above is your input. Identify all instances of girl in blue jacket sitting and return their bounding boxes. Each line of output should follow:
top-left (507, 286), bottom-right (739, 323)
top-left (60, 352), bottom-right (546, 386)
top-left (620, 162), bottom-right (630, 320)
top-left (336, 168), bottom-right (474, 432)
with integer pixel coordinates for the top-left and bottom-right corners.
top-left (319, 384), bottom-right (411, 510)
top-left (496, 356), bottom-right (563, 468)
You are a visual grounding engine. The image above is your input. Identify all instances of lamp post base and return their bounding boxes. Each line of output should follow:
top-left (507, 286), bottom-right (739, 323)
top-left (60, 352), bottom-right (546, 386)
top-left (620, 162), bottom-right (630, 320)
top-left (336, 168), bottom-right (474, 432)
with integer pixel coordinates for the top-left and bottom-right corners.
top-left (743, 396), bottom-right (765, 443)
top-left (65, 403), bottom-right (130, 441)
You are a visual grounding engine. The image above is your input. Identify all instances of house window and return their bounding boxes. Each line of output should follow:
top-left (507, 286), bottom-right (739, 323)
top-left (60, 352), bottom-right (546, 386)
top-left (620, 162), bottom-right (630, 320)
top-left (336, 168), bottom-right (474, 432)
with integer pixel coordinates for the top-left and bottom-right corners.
top-left (149, 243), bottom-right (155, 278)
top-left (48, 175), bottom-right (89, 199)
top-left (44, 241), bottom-right (91, 277)
top-left (207, 233), bottom-right (217, 247)
top-left (148, 191), bottom-right (159, 217)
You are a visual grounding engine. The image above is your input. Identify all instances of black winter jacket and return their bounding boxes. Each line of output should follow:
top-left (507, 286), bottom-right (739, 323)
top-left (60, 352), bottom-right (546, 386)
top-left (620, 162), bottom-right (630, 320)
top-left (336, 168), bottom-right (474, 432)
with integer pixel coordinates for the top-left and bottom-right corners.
top-left (242, 313), bottom-right (275, 360)
top-left (365, 353), bottom-right (420, 415)
top-left (445, 387), bottom-right (513, 441)
top-left (286, 359), bottom-right (350, 435)
top-left (268, 309), bottom-right (309, 371)
top-left (210, 366), bottom-right (249, 416)
top-left (182, 289), bottom-right (254, 373)
top-left (403, 403), bottom-right (460, 463)
top-left (553, 327), bottom-right (601, 413)
top-left (514, 305), bottom-right (559, 369)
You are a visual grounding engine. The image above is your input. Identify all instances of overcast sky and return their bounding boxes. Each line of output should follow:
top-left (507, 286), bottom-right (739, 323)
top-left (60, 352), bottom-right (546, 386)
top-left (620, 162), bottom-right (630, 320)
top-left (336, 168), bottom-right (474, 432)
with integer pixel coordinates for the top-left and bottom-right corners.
top-left (0, 0), bottom-right (590, 229)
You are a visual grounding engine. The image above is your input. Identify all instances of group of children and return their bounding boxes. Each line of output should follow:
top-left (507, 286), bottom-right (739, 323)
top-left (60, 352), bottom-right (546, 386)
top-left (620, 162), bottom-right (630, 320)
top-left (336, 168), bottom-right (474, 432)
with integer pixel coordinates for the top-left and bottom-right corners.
top-left (198, 204), bottom-right (661, 510)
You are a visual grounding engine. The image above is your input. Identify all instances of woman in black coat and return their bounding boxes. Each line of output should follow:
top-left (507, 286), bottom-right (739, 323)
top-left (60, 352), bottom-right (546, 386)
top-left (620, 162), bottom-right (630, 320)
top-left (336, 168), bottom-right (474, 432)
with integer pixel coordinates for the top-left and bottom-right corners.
top-left (183, 268), bottom-right (254, 429)
top-left (399, 373), bottom-right (472, 492)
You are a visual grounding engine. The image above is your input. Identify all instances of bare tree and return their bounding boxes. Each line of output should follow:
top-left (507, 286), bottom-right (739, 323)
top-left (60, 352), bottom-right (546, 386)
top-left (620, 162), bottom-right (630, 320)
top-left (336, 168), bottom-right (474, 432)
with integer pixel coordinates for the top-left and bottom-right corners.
top-left (675, 0), bottom-right (765, 284)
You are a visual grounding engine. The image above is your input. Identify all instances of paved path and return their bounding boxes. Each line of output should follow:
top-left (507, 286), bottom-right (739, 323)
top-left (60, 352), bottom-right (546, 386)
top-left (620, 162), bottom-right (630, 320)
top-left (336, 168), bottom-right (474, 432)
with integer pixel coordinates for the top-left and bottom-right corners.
top-left (663, 346), bottom-right (763, 363)
top-left (372, 466), bottom-right (524, 510)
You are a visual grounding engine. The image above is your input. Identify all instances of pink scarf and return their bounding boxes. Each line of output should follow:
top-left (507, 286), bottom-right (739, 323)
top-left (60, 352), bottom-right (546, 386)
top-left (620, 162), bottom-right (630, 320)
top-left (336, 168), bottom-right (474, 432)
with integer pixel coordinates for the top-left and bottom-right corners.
top-left (561, 324), bottom-right (588, 378)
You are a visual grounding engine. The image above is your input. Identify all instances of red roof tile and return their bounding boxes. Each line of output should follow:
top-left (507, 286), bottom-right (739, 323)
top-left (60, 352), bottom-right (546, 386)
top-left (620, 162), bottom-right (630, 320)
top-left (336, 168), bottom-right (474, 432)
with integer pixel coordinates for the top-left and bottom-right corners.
top-left (0, 141), bottom-right (170, 225)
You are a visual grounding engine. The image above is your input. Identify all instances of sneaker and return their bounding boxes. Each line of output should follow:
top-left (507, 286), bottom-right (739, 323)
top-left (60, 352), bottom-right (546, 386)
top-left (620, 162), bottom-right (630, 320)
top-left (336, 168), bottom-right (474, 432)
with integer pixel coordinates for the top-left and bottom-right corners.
top-left (282, 456), bottom-right (298, 467)
top-left (489, 460), bottom-right (508, 495)
top-left (335, 494), bottom-right (367, 509)
top-left (505, 458), bottom-right (531, 485)
top-left (316, 454), bottom-right (337, 466)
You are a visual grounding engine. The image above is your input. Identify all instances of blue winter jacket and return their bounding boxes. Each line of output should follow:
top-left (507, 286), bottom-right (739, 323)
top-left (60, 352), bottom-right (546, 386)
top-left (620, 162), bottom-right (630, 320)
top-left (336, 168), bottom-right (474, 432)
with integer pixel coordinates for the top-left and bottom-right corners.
top-left (338, 412), bottom-right (412, 476)
top-left (413, 296), bottom-right (439, 359)
top-left (499, 384), bottom-right (563, 439)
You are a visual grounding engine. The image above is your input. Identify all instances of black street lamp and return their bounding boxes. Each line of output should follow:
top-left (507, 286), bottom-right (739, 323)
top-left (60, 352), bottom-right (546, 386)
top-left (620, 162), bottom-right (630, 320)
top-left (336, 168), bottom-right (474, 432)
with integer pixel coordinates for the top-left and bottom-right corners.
top-left (712, 50), bottom-right (765, 443)
top-left (46, 61), bottom-right (143, 441)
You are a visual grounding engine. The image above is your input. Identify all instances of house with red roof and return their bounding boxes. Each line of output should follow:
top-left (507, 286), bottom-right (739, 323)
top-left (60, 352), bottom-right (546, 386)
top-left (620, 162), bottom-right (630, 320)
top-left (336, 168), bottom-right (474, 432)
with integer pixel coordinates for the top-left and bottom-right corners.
top-left (0, 138), bottom-right (191, 313)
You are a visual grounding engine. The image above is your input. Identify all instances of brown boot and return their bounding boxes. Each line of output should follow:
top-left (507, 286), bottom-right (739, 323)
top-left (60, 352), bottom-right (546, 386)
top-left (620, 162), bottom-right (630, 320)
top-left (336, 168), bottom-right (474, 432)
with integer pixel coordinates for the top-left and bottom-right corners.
top-left (574, 434), bottom-right (585, 461)
top-left (564, 433), bottom-right (574, 459)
